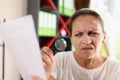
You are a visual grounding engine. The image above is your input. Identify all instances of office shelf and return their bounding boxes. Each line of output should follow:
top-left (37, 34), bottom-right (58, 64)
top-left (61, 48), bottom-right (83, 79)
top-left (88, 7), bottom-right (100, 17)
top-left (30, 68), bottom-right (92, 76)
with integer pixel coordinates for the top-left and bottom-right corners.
top-left (27, 0), bottom-right (71, 48)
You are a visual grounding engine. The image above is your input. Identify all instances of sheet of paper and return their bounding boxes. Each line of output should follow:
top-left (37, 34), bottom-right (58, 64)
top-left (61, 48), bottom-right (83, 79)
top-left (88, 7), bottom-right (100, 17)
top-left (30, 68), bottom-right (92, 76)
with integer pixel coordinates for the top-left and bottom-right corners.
top-left (0, 15), bottom-right (46, 80)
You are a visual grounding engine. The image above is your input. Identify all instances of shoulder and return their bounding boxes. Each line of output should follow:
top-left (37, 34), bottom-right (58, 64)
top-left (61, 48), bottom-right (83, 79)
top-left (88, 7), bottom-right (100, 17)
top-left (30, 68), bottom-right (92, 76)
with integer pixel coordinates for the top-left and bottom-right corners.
top-left (106, 57), bottom-right (120, 70)
top-left (107, 57), bottom-right (120, 65)
top-left (107, 57), bottom-right (120, 79)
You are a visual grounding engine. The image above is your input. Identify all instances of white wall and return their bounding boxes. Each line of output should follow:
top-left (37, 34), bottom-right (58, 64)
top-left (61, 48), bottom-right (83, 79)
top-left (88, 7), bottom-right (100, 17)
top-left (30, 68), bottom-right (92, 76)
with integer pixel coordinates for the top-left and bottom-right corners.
top-left (0, 0), bottom-right (28, 80)
top-left (0, 0), bottom-right (28, 21)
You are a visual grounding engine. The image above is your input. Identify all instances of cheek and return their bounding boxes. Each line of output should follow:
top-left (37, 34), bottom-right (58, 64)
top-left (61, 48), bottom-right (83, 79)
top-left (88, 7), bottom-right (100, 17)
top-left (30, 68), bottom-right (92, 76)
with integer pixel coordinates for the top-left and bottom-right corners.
top-left (71, 37), bottom-right (79, 46)
top-left (93, 37), bottom-right (103, 47)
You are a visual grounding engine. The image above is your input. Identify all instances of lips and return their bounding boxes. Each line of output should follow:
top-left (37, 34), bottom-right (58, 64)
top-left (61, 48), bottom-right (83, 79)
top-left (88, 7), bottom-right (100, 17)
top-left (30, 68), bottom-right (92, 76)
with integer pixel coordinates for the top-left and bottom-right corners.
top-left (81, 47), bottom-right (93, 51)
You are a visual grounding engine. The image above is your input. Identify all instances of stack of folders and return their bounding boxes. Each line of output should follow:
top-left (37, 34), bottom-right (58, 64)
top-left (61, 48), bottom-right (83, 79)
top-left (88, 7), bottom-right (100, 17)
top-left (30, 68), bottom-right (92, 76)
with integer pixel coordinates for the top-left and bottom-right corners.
top-left (38, 10), bottom-right (57, 37)
top-left (58, 0), bottom-right (75, 16)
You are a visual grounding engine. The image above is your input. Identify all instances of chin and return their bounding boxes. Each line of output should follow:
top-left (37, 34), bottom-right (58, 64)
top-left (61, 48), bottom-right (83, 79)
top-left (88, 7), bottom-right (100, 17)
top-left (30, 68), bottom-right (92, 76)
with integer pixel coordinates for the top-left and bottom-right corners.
top-left (83, 52), bottom-right (95, 59)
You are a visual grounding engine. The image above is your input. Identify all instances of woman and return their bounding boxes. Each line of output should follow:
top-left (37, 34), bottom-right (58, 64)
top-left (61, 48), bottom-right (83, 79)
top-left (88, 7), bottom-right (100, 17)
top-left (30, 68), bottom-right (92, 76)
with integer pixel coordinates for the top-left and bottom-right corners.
top-left (32, 8), bottom-right (120, 80)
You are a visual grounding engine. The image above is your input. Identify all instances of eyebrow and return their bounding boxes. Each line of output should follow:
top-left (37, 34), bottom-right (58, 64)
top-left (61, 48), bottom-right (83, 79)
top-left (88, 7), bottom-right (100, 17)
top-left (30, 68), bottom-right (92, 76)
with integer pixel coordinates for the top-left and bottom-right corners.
top-left (72, 29), bottom-right (99, 33)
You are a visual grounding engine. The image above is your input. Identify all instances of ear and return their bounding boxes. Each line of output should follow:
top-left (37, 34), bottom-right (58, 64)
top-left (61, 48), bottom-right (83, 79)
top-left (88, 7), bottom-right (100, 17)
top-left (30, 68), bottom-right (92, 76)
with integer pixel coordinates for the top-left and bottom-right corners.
top-left (103, 31), bottom-right (106, 43)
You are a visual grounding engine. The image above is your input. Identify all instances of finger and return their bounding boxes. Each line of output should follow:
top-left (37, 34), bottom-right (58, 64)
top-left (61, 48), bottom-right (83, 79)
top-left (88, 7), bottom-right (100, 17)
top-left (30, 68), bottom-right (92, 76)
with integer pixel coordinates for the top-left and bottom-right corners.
top-left (31, 75), bottom-right (43, 80)
top-left (41, 47), bottom-right (53, 55)
top-left (41, 47), bottom-right (54, 62)
top-left (42, 53), bottom-right (52, 65)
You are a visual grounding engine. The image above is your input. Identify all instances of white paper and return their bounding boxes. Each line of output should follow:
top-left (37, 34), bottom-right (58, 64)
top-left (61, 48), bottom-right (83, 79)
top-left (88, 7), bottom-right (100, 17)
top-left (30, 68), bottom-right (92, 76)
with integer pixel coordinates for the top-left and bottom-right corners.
top-left (0, 43), bottom-right (3, 80)
top-left (0, 15), bottom-right (46, 80)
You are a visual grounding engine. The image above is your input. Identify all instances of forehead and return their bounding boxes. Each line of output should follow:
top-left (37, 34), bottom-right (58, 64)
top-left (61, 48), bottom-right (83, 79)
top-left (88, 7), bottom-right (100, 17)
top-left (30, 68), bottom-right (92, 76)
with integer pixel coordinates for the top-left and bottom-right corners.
top-left (72, 15), bottom-right (102, 31)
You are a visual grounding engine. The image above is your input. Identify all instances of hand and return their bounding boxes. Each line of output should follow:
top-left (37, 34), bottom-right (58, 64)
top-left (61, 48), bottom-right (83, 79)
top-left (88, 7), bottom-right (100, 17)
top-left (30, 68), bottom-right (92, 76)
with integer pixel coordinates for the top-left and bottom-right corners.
top-left (41, 47), bottom-right (55, 78)
top-left (31, 75), bottom-right (43, 80)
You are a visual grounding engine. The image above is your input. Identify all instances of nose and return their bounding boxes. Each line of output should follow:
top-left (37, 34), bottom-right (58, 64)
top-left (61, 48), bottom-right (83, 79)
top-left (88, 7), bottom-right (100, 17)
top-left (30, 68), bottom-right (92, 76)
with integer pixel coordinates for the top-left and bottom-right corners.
top-left (81, 34), bottom-right (92, 44)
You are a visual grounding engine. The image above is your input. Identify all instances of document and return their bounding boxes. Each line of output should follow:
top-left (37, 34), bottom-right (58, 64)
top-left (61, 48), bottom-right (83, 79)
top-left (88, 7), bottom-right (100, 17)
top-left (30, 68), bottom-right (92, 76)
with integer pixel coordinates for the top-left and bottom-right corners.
top-left (0, 15), bottom-right (46, 80)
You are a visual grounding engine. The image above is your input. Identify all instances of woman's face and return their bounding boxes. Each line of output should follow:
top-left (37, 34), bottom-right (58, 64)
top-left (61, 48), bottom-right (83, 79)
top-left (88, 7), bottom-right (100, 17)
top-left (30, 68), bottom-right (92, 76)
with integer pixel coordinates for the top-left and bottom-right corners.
top-left (71, 15), bottom-right (106, 58)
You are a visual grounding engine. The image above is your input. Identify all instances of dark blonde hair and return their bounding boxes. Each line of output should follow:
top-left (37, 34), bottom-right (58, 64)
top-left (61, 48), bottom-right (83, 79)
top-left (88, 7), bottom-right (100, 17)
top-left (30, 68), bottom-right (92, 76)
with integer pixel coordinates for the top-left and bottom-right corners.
top-left (69, 8), bottom-right (104, 36)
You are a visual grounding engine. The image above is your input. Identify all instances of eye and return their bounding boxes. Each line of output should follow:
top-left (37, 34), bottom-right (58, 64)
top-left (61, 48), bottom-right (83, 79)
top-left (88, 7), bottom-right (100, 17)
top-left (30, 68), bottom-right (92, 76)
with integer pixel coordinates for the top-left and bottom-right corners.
top-left (88, 31), bottom-right (99, 36)
top-left (74, 33), bottom-right (83, 37)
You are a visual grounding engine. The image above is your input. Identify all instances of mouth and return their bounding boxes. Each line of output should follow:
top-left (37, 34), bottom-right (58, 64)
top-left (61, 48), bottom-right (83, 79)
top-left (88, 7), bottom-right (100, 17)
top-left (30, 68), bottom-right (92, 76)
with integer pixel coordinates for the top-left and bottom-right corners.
top-left (81, 47), bottom-right (93, 51)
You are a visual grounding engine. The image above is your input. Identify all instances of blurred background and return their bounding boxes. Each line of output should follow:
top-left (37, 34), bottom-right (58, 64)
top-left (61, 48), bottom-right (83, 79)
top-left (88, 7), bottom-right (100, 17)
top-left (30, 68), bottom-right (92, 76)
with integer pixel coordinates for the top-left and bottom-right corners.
top-left (0, 0), bottom-right (120, 80)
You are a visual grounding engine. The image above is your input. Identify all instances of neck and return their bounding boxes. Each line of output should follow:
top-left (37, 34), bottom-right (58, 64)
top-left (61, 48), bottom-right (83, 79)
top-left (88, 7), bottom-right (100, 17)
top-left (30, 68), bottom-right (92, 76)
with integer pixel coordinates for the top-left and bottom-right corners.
top-left (74, 52), bottom-right (106, 69)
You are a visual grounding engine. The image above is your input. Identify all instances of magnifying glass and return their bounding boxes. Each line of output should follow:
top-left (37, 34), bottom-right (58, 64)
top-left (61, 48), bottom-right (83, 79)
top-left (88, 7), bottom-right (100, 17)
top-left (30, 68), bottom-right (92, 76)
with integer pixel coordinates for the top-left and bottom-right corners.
top-left (54, 38), bottom-right (67, 51)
